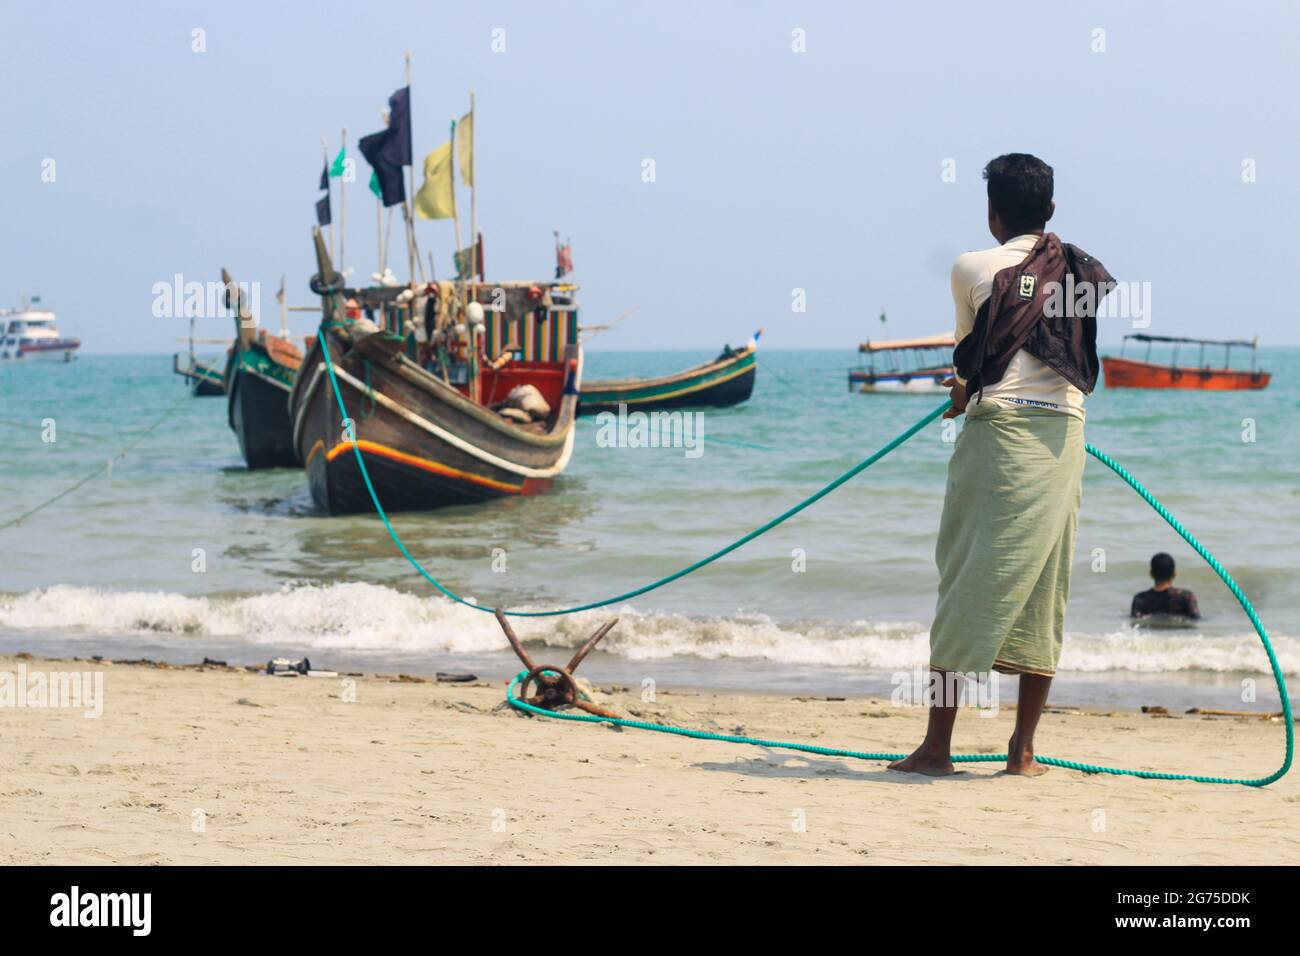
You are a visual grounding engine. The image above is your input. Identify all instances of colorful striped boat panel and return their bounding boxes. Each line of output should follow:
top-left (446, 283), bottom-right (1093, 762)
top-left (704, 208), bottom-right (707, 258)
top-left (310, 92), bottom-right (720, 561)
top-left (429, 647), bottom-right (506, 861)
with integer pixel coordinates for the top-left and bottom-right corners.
top-left (472, 290), bottom-right (576, 365)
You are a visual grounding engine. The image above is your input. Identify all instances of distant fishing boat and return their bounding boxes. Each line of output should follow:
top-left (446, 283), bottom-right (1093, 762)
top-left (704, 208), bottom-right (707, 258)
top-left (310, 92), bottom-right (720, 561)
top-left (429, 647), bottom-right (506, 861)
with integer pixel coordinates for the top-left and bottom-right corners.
top-left (0, 297), bottom-right (79, 362)
top-left (290, 230), bottom-right (582, 514)
top-left (173, 355), bottom-right (227, 395)
top-left (1101, 334), bottom-right (1271, 390)
top-left (849, 333), bottom-right (954, 394)
top-left (173, 316), bottom-right (229, 396)
top-left (577, 332), bottom-right (759, 416)
top-left (222, 270), bottom-right (303, 469)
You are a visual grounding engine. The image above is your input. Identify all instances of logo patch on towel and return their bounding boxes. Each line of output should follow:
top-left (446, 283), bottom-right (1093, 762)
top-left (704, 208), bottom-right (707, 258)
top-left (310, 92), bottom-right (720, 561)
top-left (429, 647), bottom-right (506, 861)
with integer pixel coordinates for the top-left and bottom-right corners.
top-left (1018, 273), bottom-right (1038, 299)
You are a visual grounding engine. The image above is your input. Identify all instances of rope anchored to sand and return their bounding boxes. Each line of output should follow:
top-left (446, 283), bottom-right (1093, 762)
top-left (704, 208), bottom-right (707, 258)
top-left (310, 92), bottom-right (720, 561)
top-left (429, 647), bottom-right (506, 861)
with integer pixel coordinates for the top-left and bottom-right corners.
top-left (320, 337), bottom-right (1293, 786)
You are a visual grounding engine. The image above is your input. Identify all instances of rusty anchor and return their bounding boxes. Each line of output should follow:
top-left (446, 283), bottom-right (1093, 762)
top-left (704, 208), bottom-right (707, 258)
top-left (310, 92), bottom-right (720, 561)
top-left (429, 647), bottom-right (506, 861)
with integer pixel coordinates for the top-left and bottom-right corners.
top-left (495, 608), bottom-right (620, 719)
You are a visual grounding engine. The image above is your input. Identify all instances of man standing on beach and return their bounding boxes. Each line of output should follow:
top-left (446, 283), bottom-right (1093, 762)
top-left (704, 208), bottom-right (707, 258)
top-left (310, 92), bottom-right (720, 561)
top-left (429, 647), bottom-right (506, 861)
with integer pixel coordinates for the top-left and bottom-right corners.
top-left (889, 154), bottom-right (1113, 777)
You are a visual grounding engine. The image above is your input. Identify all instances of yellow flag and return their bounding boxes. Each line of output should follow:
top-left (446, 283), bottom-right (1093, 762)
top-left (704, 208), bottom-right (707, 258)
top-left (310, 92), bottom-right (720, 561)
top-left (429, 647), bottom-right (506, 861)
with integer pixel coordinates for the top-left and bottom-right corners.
top-left (456, 110), bottom-right (473, 187)
top-left (415, 142), bottom-right (455, 220)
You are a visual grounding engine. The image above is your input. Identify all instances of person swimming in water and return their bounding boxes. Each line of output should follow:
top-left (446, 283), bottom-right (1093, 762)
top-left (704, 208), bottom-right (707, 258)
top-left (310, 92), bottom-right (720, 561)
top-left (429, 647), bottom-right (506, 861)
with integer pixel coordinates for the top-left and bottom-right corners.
top-left (1131, 552), bottom-right (1201, 620)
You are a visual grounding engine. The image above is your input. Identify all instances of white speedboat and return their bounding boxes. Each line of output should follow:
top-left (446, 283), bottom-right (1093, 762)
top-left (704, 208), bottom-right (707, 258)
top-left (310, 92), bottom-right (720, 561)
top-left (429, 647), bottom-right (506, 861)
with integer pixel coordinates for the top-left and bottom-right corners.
top-left (0, 298), bottom-right (80, 362)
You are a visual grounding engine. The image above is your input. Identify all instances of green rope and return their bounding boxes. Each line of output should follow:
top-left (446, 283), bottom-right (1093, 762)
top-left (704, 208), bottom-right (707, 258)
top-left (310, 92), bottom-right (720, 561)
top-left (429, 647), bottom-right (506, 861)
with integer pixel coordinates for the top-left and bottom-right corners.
top-left (506, 438), bottom-right (1295, 786)
top-left (0, 394), bottom-right (188, 533)
top-left (320, 336), bottom-right (948, 616)
top-left (318, 331), bottom-right (1292, 786)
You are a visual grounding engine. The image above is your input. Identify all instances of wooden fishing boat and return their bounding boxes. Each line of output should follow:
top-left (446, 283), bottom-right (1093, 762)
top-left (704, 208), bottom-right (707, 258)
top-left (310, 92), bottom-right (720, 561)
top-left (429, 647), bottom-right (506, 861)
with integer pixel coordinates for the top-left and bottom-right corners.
top-left (290, 229), bottom-right (582, 515)
top-left (173, 316), bottom-right (230, 395)
top-left (849, 332), bottom-right (954, 394)
top-left (1101, 334), bottom-right (1271, 390)
top-left (577, 332), bottom-right (758, 416)
top-left (173, 353), bottom-right (227, 395)
top-left (222, 269), bottom-right (303, 468)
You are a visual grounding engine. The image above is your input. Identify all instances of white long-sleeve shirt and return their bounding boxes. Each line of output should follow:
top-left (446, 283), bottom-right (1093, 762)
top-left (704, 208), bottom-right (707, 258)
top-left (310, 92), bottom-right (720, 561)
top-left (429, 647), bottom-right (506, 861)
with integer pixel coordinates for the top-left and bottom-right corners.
top-left (950, 233), bottom-right (1085, 421)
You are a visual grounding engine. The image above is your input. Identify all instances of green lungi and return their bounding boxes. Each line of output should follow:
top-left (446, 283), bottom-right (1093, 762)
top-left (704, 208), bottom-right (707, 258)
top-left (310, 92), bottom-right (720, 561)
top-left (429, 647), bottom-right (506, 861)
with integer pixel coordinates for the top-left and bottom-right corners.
top-left (929, 404), bottom-right (1084, 677)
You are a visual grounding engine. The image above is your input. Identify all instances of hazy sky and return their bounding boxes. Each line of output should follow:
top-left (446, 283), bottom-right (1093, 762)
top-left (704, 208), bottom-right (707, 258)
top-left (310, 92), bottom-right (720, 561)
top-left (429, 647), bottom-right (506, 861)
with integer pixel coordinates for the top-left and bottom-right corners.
top-left (3, 1), bottom-right (1298, 352)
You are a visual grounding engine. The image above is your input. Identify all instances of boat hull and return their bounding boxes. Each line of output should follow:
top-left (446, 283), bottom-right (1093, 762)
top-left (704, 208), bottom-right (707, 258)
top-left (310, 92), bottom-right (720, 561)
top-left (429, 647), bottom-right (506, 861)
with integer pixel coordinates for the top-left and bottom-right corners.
top-left (174, 353), bottom-right (227, 396)
top-left (4, 342), bottom-right (79, 362)
top-left (578, 349), bottom-right (755, 416)
top-left (290, 332), bottom-right (577, 515)
top-left (855, 380), bottom-right (949, 394)
top-left (1101, 355), bottom-right (1270, 390)
top-left (193, 373), bottom-right (226, 397)
top-left (227, 354), bottom-right (298, 469)
top-left (848, 365), bottom-right (952, 394)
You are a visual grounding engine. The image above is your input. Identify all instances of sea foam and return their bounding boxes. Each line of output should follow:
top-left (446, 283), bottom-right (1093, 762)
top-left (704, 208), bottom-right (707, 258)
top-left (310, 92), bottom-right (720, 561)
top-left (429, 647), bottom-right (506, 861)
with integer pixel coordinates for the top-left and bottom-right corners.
top-left (0, 583), bottom-right (1295, 676)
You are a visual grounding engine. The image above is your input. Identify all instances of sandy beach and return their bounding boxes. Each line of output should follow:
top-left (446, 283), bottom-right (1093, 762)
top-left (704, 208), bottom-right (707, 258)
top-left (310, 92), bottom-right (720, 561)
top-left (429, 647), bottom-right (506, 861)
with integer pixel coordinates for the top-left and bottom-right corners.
top-left (1, 653), bottom-right (1294, 866)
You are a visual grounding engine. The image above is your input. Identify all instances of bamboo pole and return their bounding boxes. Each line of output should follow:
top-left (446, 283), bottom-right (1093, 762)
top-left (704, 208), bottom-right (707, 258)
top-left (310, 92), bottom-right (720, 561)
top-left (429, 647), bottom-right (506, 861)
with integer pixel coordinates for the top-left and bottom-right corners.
top-left (404, 52), bottom-right (417, 284)
top-left (383, 207), bottom-right (394, 274)
top-left (407, 204), bottom-right (426, 284)
top-left (339, 128), bottom-right (347, 278)
top-left (468, 90), bottom-right (477, 283)
top-left (449, 117), bottom-right (465, 273)
top-left (447, 114), bottom-right (473, 402)
top-left (320, 137), bottom-right (335, 258)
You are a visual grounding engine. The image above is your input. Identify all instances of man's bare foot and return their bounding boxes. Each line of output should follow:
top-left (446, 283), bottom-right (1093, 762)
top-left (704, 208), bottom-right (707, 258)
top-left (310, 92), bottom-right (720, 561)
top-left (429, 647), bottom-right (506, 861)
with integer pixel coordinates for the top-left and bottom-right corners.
top-left (1003, 755), bottom-right (1049, 776)
top-left (1004, 737), bottom-right (1050, 776)
top-left (887, 749), bottom-right (957, 776)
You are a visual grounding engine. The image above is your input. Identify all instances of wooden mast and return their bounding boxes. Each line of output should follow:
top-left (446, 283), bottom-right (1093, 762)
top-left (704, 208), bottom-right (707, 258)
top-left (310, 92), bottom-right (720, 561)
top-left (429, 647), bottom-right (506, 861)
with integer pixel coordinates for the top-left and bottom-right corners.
top-left (278, 275), bottom-right (287, 338)
top-left (320, 137), bottom-right (335, 259)
top-left (468, 90), bottom-right (477, 283)
top-left (403, 51), bottom-right (419, 284)
top-left (449, 116), bottom-right (465, 272)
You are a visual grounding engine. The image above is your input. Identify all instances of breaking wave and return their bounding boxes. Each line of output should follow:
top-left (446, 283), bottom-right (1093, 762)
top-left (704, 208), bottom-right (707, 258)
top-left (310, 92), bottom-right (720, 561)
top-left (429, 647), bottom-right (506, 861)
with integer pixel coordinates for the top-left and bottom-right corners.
top-left (0, 583), bottom-right (1295, 677)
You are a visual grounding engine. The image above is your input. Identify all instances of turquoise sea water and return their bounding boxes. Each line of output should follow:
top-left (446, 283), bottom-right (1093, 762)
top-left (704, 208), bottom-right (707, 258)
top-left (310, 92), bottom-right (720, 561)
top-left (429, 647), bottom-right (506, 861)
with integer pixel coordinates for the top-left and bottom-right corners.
top-left (1, 348), bottom-right (1297, 710)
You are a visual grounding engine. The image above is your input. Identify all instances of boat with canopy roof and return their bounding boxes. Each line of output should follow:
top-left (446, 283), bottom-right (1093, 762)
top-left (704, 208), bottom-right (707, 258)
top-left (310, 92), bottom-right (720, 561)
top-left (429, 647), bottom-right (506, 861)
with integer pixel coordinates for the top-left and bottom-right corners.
top-left (1101, 334), bottom-right (1270, 390)
top-left (848, 332), bottom-right (955, 394)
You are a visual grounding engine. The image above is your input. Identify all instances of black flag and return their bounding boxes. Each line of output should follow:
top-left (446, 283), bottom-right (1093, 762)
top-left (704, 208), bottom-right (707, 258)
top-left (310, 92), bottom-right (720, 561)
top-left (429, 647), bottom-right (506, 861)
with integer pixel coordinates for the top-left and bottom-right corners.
top-left (358, 86), bottom-right (411, 208)
top-left (316, 193), bottom-right (332, 227)
top-left (319, 163), bottom-right (329, 191)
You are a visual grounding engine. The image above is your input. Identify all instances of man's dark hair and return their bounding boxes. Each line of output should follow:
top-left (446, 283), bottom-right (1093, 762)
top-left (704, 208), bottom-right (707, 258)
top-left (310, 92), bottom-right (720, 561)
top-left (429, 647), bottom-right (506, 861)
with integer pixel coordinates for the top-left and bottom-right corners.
top-left (1150, 552), bottom-right (1175, 583)
top-left (983, 153), bottom-right (1054, 234)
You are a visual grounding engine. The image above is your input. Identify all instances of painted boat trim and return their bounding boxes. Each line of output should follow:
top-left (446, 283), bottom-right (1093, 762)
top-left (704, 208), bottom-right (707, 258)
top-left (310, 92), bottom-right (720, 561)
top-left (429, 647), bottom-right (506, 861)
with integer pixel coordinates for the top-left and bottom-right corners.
top-left (581, 354), bottom-right (754, 406)
top-left (317, 439), bottom-right (525, 494)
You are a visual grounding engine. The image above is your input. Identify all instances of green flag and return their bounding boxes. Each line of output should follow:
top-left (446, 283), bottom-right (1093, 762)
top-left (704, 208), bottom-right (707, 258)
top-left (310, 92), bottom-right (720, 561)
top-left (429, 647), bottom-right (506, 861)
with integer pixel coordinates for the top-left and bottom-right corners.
top-left (368, 170), bottom-right (382, 199)
top-left (330, 146), bottom-right (347, 178)
top-left (453, 235), bottom-right (483, 281)
top-left (453, 245), bottom-right (476, 280)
